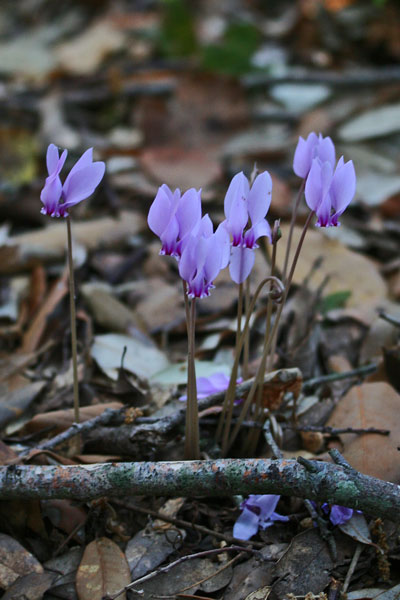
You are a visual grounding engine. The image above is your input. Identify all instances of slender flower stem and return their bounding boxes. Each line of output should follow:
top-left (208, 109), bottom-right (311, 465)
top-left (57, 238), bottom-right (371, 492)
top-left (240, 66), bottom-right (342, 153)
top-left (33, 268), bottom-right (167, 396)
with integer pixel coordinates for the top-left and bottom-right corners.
top-left (235, 283), bottom-right (243, 355)
top-left (266, 209), bottom-right (315, 373)
top-left (244, 240), bottom-right (278, 454)
top-left (217, 277), bottom-right (283, 455)
top-left (184, 298), bottom-right (200, 460)
top-left (242, 278), bottom-right (251, 380)
top-left (226, 212), bottom-right (314, 454)
top-left (182, 280), bottom-right (190, 334)
top-left (282, 179), bottom-right (305, 283)
top-left (66, 217), bottom-right (80, 424)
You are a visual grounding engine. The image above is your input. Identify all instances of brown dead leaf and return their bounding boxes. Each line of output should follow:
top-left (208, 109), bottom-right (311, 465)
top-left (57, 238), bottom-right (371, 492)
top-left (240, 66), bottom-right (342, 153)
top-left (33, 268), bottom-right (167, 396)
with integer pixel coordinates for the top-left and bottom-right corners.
top-left (0, 380), bottom-right (47, 429)
top-left (22, 402), bottom-right (123, 435)
top-left (41, 500), bottom-right (86, 541)
top-left (276, 225), bottom-right (388, 322)
top-left (141, 146), bottom-right (222, 190)
top-left (1, 212), bottom-right (144, 274)
top-left (326, 382), bottom-right (400, 482)
top-left (21, 270), bottom-right (68, 354)
top-left (76, 537), bottom-right (130, 600)
top-left (0, 533), bottom-right (43, 589)
top-left (1, 571), bottom-right (54, 600)
top-left (55, 18), bottom-right (126, 76)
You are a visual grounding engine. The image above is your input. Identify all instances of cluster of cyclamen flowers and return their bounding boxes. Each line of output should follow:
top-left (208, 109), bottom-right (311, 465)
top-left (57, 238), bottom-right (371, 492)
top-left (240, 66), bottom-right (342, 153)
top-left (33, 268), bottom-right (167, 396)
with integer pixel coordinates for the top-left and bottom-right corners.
top-left (147, 171), bottom-right (273, 294)
top-left (148, 132), bottom-right (356, 298)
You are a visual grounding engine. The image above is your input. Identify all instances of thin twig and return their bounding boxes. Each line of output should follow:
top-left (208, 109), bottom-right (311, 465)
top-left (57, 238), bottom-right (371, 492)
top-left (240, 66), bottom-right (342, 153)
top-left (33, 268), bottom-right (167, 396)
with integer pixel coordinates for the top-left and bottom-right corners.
top-left (285, 425), bottom-right (390, 436)
top-left (113, 500), bottom-right (264, 549)
top-left (343, 544), bottom-right (363, 593)
top-left (105, 546), bottom-right (259, 600)
top-left (302, 363), bottom-right (377, 391)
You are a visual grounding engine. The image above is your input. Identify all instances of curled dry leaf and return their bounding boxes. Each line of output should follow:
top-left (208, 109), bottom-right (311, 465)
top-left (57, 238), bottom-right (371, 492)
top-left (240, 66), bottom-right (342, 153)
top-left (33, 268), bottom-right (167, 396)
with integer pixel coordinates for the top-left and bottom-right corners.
top-left (76, 537), bottom-right (131, 600)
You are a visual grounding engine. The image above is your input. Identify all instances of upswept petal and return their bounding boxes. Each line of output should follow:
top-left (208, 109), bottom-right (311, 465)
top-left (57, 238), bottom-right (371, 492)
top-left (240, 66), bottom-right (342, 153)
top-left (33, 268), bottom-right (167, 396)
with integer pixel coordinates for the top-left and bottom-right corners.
top-left (247, 171), bottom-right (272, 224)
top-left (224, 172), bottom-right (249, 217)
top-left (247, 494), bottom-right (280, 517)
top-left (60, 162), bottom-right (106, 210)
top-left (148, 186), bottom-right (173, 237)
top-left (305, 158), bottom-right (333, 225)
top-left (215, 222), bottom-right (230, 269)
top-left (160, 215), bottom-right (179, 256)
top-left (233, 507), bottom-right (259, 541)
top-left (317, 135), bottom-right (335, 166)
top-left (62, 148), bottom-right (93, 191)
top-left (229, 245), bottom-right (255, 284)
top-left (203, 234), bottom-right (224, 283)
top-left (179, 236), bottom-right (197, 282)
top-left (244, 219), bottom-right (271, 248)
top-left (46, 144), bottom-right (59, 173)
top-left (293, 132), bottom-right (317, 178)
top-left (176, 188), bottom-right (202, 238)
top-left (226, 192), bottom-right (248, 245)
top-left (40, 176), bottom-right (62, 217)
top-left (329, 158), bottom-right (356, 225)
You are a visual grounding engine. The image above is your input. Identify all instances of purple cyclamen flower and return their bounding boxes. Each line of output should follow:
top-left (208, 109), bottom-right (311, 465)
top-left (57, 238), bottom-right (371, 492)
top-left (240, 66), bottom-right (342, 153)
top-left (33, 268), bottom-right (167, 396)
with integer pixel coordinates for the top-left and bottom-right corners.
top-left (224, 171), bottom-right (272, 284)
top-left (293, 132), bottom-right (336, 179)
top-left (40, 144), bottom-right (105, 218)
top-left (321, 503), bottom-right (355, 526)
top-left (233, 495), bottom-right (289, 541)
top-left (147, 184), bottom-right (202, 258)
top-left (305, 156), bottom-right (356, 227)
top-left (179, 372), bottom-right (243, 401)
top-left (179, 220), bottom-right (230, 299)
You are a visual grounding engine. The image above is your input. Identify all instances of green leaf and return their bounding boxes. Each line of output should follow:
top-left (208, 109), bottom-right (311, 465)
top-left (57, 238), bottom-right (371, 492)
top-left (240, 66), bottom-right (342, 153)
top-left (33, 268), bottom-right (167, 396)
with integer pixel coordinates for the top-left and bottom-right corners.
top-left (202, 22), bottom-right (260, 76)
top-left (319, 290), bottom-right (352, 314)
top-left (159, 0), bottom-right (197, 57)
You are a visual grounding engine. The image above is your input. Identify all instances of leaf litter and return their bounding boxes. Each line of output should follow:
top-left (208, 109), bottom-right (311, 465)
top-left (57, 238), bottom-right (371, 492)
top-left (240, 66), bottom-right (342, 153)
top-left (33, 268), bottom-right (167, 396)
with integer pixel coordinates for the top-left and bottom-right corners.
top-left (0, 1), bottom-right (399, 599)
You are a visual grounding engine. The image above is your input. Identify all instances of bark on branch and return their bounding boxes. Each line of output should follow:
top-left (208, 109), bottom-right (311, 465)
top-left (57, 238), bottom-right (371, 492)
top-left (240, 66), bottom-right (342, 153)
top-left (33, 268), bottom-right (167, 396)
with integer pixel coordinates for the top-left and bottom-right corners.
top-left (0, 458), bottom-right (399, 523)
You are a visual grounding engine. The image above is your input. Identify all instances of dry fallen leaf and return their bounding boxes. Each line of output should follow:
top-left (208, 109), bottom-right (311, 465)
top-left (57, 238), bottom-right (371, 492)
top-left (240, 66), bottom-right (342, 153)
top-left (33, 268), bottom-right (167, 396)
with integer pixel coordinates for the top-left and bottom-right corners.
top-left (0, 533), bottom-right (43, 588)
top-left (326, 382), bottom-right (400, 483)
top-left (76, 537), bottom-right (131, 600)
top-left (276, 225), bottom-right (387, 322)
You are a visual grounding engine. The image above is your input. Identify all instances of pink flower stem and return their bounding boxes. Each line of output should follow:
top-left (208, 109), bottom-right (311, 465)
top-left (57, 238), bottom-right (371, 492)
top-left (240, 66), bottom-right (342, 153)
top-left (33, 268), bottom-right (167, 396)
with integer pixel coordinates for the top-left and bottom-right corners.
top-left (242, 278), bottom-right (251, 380)
top-left (282, 179), bottom-right (305, 284)
top-left (66, 217), bottom-right (80, 424)
top-left (266, 209), bottom-right (315, 372)
top-left (225, 212), bottom-right (314, 454)
top-left (243, 239), bottom-right (278, 454)
top-left (184, 298), bottom-right (200, 460)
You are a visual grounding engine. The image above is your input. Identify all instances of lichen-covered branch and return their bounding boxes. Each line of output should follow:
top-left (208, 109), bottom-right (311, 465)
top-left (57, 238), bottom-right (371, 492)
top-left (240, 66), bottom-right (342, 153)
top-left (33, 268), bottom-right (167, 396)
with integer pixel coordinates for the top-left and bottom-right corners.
top-left (0, 458), bottom-right (399, 523)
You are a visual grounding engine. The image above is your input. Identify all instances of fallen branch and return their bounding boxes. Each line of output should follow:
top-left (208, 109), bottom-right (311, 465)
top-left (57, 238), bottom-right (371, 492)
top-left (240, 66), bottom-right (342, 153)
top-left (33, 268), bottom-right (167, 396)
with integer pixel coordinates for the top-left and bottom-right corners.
top-left (1, 454), bottom-right (399, 523)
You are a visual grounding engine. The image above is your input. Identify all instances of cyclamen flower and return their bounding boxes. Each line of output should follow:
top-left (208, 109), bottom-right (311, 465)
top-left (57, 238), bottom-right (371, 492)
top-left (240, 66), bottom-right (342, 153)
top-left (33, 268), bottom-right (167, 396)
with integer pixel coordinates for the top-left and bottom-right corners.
top-left (305, 156), bottom-right (356, 227)
top-left (224, 171), bottom-right (272, 284)
top-left (147, 184), bottom-right (202, 258)
top-left (179, 372), bottom-right (243, 401)
top-left (322, 503), bottom-right (356, 526)
top-left (40, 144), bottom-right (105, 218)
top-left (233, 495), bottom-right (289, 541)
top-left (293, 132), bottom-right (336, 179)
top-left (179, 221), bottom-right (230, 299)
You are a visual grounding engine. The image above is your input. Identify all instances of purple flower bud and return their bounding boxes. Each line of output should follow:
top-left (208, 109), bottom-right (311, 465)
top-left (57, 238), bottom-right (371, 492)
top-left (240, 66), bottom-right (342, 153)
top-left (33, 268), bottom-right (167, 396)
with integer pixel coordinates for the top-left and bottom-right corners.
top-left (233, 495), bottom-right (288, 541)
top-left (293, 132), bottom-right (335, 179)
top-left (40, 144), bottom-right (105, 218)
top-left (148, 184), bottom-right (202, 258)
